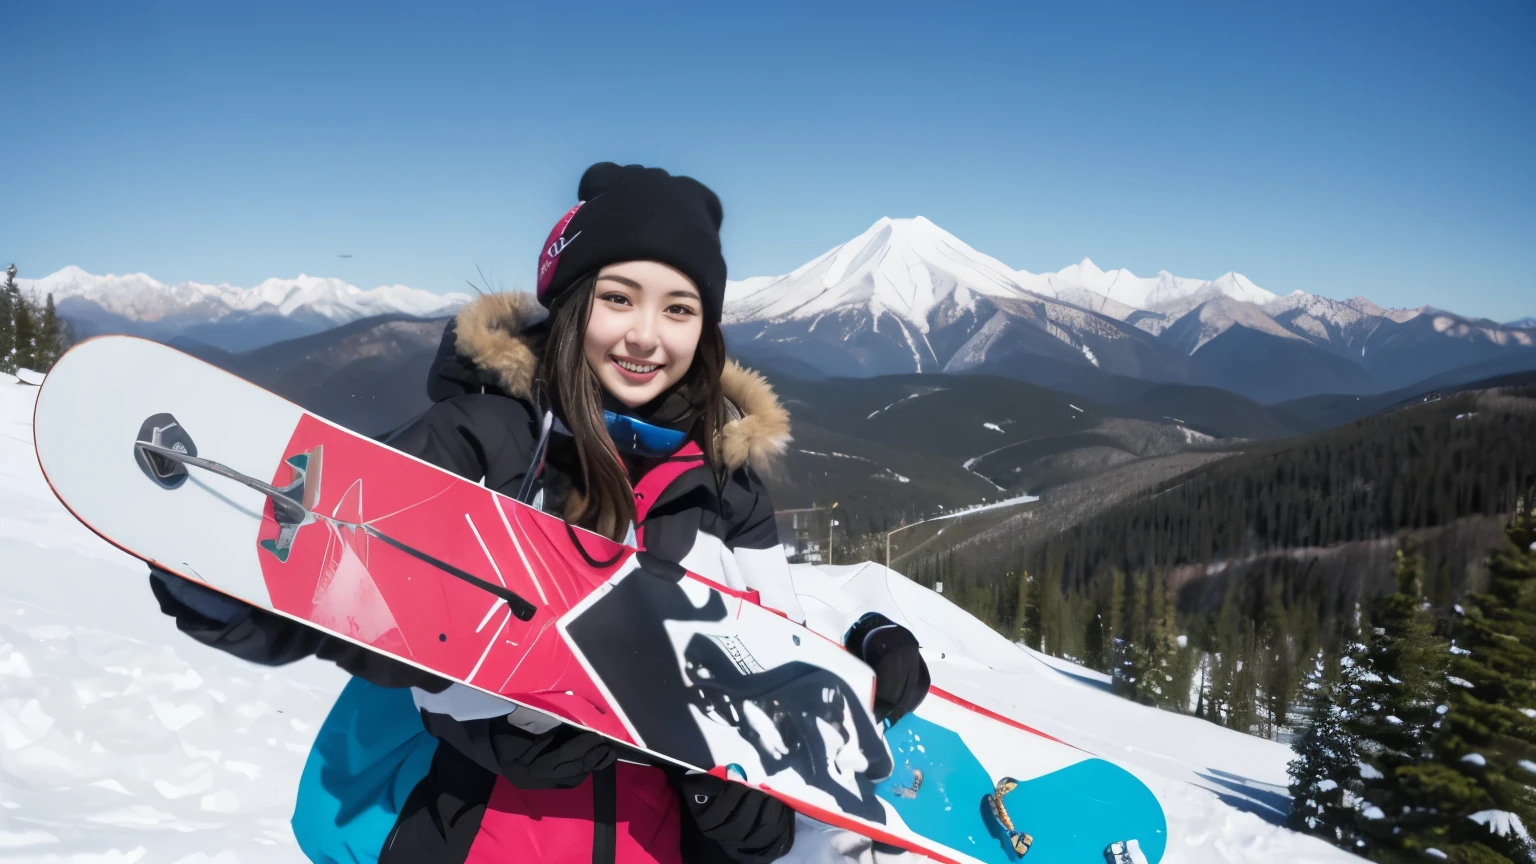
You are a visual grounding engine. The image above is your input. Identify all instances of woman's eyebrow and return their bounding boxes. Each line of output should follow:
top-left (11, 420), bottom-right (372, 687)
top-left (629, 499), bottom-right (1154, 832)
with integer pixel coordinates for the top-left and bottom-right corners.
top-left (667, 289), bottom-right (702, 300)
top-left (596, 274), bottom-right (641, 289)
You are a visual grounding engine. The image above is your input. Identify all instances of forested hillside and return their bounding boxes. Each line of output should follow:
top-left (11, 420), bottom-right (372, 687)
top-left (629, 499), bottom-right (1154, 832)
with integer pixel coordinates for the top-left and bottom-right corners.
top-left (897, 382), bottom-right (1536, 744)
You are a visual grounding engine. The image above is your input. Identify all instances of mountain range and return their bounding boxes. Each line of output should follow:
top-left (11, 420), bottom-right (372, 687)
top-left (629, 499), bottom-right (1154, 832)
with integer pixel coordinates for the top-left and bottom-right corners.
top-left (159, 313), bottom-right (1260, 529)
top-left (723, 217), bottom-right (1536, 404)
top-left (15, 265), bottom-right (471, 351)
top-left (16, 216), bottom-right (1535, 400)
top-left (152, 306), bottom-right (1536, 536)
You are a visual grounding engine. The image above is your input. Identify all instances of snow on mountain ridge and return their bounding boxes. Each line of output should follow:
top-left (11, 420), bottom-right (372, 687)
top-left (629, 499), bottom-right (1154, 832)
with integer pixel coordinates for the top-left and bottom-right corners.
top-left (1014, 257), bottom-right (1243, 314)
top-left (723, 216), bottom-right (1027, 332)
top-left (24, 267), bottom-right (227, 322)
top-left (722, 216), bottom-right (1282, 333)
top-left (1168, 293), bottom-right (1306, 354)
top-left (1263, 291), bottom-right (1423, 326)
top-left (1204, 272), bottom-right (1275, 307)
top-left (15, 267), bottom-right (471, 325)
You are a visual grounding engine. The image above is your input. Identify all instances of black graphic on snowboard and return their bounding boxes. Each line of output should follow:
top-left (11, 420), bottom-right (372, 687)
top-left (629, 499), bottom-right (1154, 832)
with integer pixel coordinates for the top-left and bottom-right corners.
top-left (683, 632), bottom-right (892, 821)
top-left (564, 562), bottom-right (891, 822)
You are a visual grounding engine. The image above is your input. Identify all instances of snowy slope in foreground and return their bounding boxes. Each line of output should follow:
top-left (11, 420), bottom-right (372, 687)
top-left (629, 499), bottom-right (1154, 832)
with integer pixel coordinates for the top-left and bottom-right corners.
top-left (2, 376), bottom-right (1359, 863)
top-left (0, 376), bottom-right (351, 862)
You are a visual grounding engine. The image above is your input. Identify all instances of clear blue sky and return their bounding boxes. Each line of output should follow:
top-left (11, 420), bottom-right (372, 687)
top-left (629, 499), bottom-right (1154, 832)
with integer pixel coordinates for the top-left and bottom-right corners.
top-left (3, 0), bottom-right (1532, 321)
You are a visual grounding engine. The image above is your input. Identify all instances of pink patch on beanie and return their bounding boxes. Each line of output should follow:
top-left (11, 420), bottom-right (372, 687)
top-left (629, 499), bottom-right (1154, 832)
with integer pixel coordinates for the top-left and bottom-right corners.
top-left (536, 202), bottom-right (585, 304)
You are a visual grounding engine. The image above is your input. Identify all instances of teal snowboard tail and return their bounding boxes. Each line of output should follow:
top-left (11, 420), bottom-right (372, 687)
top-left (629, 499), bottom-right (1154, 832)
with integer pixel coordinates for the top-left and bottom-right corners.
top-left (874, 695), bottom-right (1167, 863)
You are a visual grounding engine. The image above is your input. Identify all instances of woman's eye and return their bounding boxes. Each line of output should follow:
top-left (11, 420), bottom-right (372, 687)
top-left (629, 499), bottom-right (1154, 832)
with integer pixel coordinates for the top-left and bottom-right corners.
top-left (602, 293), bottom-right (632, 306)
top-left (667, 304), bottom-right (697, 316)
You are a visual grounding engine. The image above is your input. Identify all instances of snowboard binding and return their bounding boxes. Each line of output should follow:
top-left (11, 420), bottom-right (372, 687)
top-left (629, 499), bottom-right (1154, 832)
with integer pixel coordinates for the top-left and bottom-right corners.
top-left (134, 413), bottom-right (197, 490)
top-left (982, 776), bottom-right (1033, 859)
top-left (133, 416), bottom-right (306, 524)
top-left (258, 449), bottom-right (323, 562)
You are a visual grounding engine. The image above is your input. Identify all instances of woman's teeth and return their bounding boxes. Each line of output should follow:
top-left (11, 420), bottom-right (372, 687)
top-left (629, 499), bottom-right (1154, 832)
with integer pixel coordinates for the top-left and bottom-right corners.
top-left (615, 358), bottom-right (660, 374)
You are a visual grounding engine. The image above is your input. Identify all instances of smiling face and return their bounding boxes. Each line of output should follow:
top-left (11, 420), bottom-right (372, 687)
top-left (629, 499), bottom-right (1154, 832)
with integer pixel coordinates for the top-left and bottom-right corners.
top-left (582, 260), bottom-right (705, 409)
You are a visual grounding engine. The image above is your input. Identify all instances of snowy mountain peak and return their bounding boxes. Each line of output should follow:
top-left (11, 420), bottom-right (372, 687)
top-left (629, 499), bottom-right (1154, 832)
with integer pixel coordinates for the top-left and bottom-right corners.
top-left (1066, 257), bottom-right (1105, 278)
top-left (723, 216), bottom-right (1028, 331)
top-left (1345, 296), bottom-right (1386, 317)
top-left (1206, 272), bottom-right (1277, 306)
top-left (48, 264), bottom-right (100, 282)
top-left (244, 274), bottom-right (382, 317)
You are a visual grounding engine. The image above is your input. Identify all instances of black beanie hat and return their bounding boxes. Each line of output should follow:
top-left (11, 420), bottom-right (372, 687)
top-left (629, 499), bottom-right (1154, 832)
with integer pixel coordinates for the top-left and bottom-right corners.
top-left (535, 162), bottom-right (727, 322)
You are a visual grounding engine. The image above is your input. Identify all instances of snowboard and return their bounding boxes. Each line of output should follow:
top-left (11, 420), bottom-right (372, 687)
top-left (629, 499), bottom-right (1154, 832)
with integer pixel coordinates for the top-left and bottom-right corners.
top-left (33, 335), bottom-right (1166, 864)
top-left (877, 694), bottom-right (1165, 863)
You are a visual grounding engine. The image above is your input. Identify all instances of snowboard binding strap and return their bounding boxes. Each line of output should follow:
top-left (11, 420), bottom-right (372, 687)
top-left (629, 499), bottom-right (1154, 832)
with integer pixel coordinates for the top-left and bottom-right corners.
top-left (983, 776), bottom-right (1034, 859)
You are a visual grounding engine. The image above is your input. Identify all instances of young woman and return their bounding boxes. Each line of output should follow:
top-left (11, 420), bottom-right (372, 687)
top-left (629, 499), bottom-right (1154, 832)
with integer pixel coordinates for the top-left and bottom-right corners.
top-left (147, 162), bottom-right (931, 864)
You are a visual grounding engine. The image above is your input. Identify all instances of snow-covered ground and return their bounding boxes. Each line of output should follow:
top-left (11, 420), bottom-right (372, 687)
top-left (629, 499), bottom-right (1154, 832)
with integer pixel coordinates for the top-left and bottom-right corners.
top-left (0, 374), bottom-right (1361, 863)
top-left (1, 374), bottom-right (350, 862)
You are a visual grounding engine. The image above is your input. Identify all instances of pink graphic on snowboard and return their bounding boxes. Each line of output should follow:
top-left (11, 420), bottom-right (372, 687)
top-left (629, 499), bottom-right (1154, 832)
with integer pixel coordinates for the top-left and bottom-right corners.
top-left (255, 415), bottom-right (633, 743)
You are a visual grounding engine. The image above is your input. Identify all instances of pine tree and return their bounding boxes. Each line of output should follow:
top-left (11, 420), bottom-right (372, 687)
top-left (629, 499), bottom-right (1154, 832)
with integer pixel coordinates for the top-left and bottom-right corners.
top-left (11, 288), bottom-right (36, 373)
top-left (1082, 605), bottom-right (1105, 671)
top-left (1040, 569), bottom-right (1063, 657)
top-left (1013, 569), bottom-right (1030, 644)
top-left (1204, 587), bottom-right (1246, 726)
top-left (1063, 588), bottom-right (1092, 665)
top-left (37, 292), bottom-right (69, 369)
top-left (1107, 568), bottom-right (1127, 670)
top-left (1348, 540), bottom-right (1452, 860)
top-left (1123, 569), bottom-right (1152, 703)
top-left (1162, 573), bottom-right (1197, 713)
top-left (1142, 569), bottom-right (1170, 707)
top-left (1398, 508), bottom-right (1536, 864)
top-left (1020, 570), bottom-right (1044, 651)
top-left (0, 263), bottom-right (16, 374)
top-left (1193, 651), bottom-right (1211, 720)
top-left (1261, 579), bottom-right (1303, 740)
top-left (1288, 645), bottom-right (1366, 849)
top-left (1227, 619), bottom-right (1262, 734)
top-left (1127, 569), bottom-right (1184, 710)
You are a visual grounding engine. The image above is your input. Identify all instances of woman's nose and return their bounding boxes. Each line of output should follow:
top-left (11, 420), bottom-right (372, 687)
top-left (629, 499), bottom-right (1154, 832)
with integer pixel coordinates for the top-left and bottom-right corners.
top-left (626, 319), bottom-right (660, 352)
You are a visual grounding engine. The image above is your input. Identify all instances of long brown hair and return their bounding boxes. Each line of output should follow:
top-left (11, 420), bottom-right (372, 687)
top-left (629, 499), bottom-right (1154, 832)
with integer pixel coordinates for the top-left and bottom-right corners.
top-left (539, 271), bottom-right (730, 542)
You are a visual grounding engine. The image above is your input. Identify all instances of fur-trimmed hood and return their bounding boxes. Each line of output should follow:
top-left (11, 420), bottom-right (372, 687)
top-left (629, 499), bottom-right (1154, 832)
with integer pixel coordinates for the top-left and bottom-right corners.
top-left (438, 292), bottom-right (791, 473)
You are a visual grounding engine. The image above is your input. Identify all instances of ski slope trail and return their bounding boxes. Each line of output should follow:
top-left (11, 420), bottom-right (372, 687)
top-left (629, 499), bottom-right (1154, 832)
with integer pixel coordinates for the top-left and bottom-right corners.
top-left (1, 373), bottom-right (1361, 863)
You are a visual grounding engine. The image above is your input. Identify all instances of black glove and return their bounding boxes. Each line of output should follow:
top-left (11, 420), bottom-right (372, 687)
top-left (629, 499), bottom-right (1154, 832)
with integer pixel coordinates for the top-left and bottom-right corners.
top-left (490, 722), bottom-right (619, 790)
top-left (148, 565), bottom-right (252, 625)
top-left (150, 565), bottom-right (446, 686)
top-left (844, 612), bottom-right (931, 724)
top-left (682, 773), bottom-right (796, 864)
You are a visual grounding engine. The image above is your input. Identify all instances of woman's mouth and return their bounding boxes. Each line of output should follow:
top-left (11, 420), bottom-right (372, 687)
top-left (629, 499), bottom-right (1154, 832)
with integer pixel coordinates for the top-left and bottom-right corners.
top-left (611, 356), bottom-right (664, 383)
